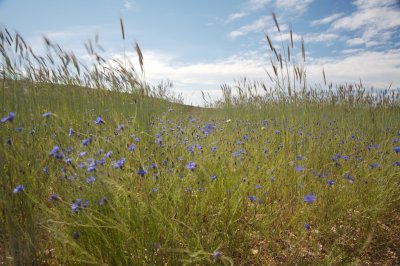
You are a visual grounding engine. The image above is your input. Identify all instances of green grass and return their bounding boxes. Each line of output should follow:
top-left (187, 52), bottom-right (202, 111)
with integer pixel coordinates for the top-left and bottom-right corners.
top-left (1, 20), bottom-right (400, 265)
top-left (1, 82), bottom-right (399, 265)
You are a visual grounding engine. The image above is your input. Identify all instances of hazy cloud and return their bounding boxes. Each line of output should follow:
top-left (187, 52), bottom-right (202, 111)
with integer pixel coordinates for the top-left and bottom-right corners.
top-left (310, 13), bottom-right (345, 26)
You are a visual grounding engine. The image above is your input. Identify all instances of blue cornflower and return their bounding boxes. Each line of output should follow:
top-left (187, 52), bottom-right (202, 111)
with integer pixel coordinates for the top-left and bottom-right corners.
top-left (64, 158), bottom-right (72, 164)
top-left (135, 137), bottom-right (140, 142)
top-left (95, 116), bottom-right (104, 124)
top-left (15, 127), bottom-right (23, 132)
top-left (137, 169), bottom-right (147, 176)
top-left (153, 187), bottom-right (159, 193)
top-left (72, 231), bottom-right (80, 239)
top-left (211, 146), bottom-right (217, 152)
top-left (43, 166), bottom-right (49, 174)
top-left (128, 143), bottom-right (136, 151)
top-left (13, 184), bottom-right (25, 194)
top-left (49, 193), bottom-right (59, 201)
top-left (87, 165), bottom-right (96, 172)
top-left (243, 135), bottom-right (249, 141)
top-left (368, 144), bottom-right (379, 150)
top-left (79, 151), bottom-right (87, 157)
top-left (304, 223), bottom-right (311, 230)
top-left (155, 134), bottom-right (162, 145)
top-left (68, 128), bottom-right (74, 137)
top-left (50, 146), bottom-right (60, 156)
top-left (42, 112), bottom-right (52, 118)
top-left (113, 158), bottom-right (125, 169)
top-left (82, 137), bottom-right (92, 146)
top-left (186, 161), bottom-right (197, 171)
top-left (212, 251), bottom-right (222, 261)
top-left (255, 184), bottom-right (261, 189)
top-left (394, 161), bottom-right (400, 167)
top-left (369, 163), bottom-right (380, 169)
top-left (295, 166), bottom-right (305, 172)
top-left (304, 193), bottom-right (316, 203)
top-left (1, 112), bottom-right (16, 123)
top-left (105, 151), bottom-right (113, 158)
top-left (232, 149), bottom-right (245, 157)
top-left (342, 155), bottom-right (350, 161)
top-left (211, 175), bottom-right (217, 181)
top-left (327, 179), bottom-right (334, 186)
top-left (150, 163), bottom-right (157, 169)
top-left (117, 124), bottom-right (124, 131)
top-left (71, 199), bottom-right (89, 212)
top-left (99, 196), bottom-right (108, 206)
top-left (249, 196), bottom-right (257, 202)
top-left (394, 146), bottom-right (400, 153)
top-left (86, 176), bottom-right (96, 184)
top-left (343, 173), bottom-right (354, 183)
top-left (49, 146), bottom-right (64, 159)
top-left (71, 202), bottom-right (80, 212)
top-left (96, 159), bottom-right (105, 165)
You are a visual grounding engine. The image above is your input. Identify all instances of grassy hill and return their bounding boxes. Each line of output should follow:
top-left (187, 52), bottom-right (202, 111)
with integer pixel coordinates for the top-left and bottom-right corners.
top-left (1, 24), bottom-right (400, 265)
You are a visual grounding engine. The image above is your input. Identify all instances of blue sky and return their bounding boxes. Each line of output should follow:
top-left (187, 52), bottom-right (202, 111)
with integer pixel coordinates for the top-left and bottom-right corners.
top-left (1, 0), bottom-right (400, 105)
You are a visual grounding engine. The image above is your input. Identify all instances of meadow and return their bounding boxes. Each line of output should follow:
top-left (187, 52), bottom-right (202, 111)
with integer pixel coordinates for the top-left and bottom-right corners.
top-left (1, 17), bottom-right (400, 265)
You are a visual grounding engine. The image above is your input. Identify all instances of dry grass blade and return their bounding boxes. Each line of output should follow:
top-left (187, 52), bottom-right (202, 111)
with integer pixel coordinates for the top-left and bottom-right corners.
top-left (272, 12), bottom-right (280, 32)
top-left (323, 67), bottom-right (326, 86)
top-left (135, 42), bottom-right (144, 73)
top-left (301, 37), bottom-right (305, 61)
top-left (265, 33), bottom-right (274, 51)
top-left (120, 18), bottom-right (125, 41)
top-left (289, 25), bottom-right (293, 49)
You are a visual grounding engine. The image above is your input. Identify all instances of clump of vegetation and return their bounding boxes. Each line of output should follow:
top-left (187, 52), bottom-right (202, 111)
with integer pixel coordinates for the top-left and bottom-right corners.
top-left (1, 15), bottom-right (399, 265)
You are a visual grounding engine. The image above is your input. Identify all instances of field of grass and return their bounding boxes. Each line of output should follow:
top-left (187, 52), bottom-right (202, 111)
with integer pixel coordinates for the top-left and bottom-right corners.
top-left (1, 19), bottom-right (400, 265)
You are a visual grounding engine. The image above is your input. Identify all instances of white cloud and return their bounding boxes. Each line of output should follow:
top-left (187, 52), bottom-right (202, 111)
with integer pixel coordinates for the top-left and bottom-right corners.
top-left (104, 47), bottom-right (400, 105)
top-left (123, 0), bottom-right (133, 10)
top-left (228, 16), bottom-right (269, 38)
top-left (306, 49), bottom-right (400, 89)
top-left (305, 33), bottom-right (340, 43)
top-left (275, 0), bottom-right (314, 13)
top-left (226, 12), bottom-right (248, 23)
top-left (248, 0), bottom-right (272, 10)
top-left (354, 0), bottom-right (398, 9)
top-left (310, 13), bottom-right (345, 26)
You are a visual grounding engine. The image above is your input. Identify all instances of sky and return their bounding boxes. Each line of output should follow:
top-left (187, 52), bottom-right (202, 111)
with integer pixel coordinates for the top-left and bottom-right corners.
top-left (1, 0), bottom-right (400, 105)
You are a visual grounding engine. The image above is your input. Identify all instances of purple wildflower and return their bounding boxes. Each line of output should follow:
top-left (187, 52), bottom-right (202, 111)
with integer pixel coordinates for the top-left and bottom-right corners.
top-left (304, 193), bottom-right (316, 203)
top-left (72, 231), bottom-right (80, 239)
top-left (99, 196), bottom-right (108, 206)
top-left (186, 161), bottom-right (197, 171)
top-left (49, 193), bottom-right (59, 201)
top-left (1, 112), bottom-right (16, 123)
top-left (249, 195), bottom-right (257, 202)
top-left (13, 184), bottom-right (25, 194)
top-left (113, 158), bottom-right (125, 169)
top-left (87, 165), bottom-right (96, 172)
top-left (128, 143), bottom-right (136, 151)
top-left (42, 112), bottom-right (52, 118)
top-left (394, 146), bottom-right (400, 153)
top-left (105, 151), bottom-right (113, 158)
top-left (82, 137), bottom-right (92, 146)
top-left (86, 176), bottom-right (96, 184)
top-left (137, 169), bottom-right (147, 176)
top-left (95, 116), bottom-right (104, 124)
